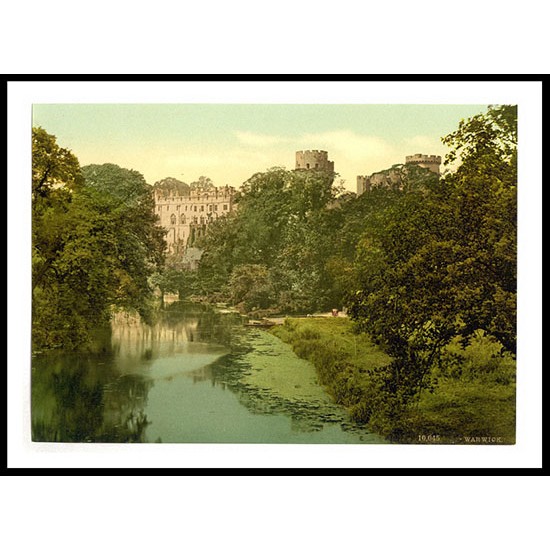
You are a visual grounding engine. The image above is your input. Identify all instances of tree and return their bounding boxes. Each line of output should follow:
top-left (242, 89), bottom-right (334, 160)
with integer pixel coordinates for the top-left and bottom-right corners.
top-left (81, 164), bottom-right (166, 311)
top-left (229, 264), bottom-right (274, 311)
top-left (32, 127), bottom-right (84, 201)
top-left (32, 131), bottom-right (166, 350)
top-left (196, 167), bottom-right (342, 313)
top-left (32, 128), bottom-right (83, 294)
top-left (32, 128), bottom-right (102, 348)
top-left (440, 104), bottom-right (517, 352)
top-left (347, 105), bottom-right (517, 423)
top-left (153, 177), bottom-right (190, 197)
top-left (190, 176), bottom-right (215, 192)
top-left (80, 164), bottom-right (166, 319)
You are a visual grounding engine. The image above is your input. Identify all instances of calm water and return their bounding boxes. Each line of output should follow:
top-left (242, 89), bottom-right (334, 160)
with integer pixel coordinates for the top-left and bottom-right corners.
top-left (31, 303), bottom-right (384, 443)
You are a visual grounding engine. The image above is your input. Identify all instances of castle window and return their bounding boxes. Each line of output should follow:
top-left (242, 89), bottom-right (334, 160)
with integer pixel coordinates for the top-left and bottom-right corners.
top-left (214, 204), bottom-right (218, 211)
top-left (200, 205), bottom-right (204, 212)
top-left (185, 205), bottom-right (188, 211)
top-left (223, 204), bottom-right (228, 211)
top-left (306, 163), bottom-right (310, 169)
top-left (194, 206), bottom-right (197, 212)
top-left (170, 214), bottom-right (176, 225)
top-left (181, 214), bottom-right (186, 224)
top-left (209, 204), bottom-right (213, 211)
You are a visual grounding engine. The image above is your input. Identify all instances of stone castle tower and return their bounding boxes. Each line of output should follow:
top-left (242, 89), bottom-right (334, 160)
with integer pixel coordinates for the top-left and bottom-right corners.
top-left (357, 153), bottom-right (442, 195)
top-left (405, 153), bottom-right (441, 174)
top-left (295, 150), bottom-right (334, 173)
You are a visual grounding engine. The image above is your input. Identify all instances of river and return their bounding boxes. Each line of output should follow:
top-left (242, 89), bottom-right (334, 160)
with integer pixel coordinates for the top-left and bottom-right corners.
top-left (31, 302), bottom-right (384, 444)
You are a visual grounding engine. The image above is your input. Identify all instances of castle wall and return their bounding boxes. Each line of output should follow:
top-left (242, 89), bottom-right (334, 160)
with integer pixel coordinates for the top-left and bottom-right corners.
top-left (356, 175), bottom-right (370, 194)
top-left (357, 166), bottom-right (406, 194)
top-left (357, 153), bottom-right (441, 195)
top-left (154, 185), bottom-right (236, 254)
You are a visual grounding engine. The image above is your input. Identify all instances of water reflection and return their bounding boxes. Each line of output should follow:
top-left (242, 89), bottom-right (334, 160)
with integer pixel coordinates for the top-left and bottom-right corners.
top-left (31, 303), bottom-right (384, 443)
top-left (32, 352), bottom-right (153, 442)
top-left (31, 303), bottom-right (241, 443)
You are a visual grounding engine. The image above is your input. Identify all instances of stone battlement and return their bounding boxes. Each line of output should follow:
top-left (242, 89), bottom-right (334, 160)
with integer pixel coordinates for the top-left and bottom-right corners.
top-left (405, 154), bottom-right (442, 164)
top-left (405, 153), bottom-right (441, 175)
top-left (155, 185), bottom-right (234, 203)
top-left (296, 149), bottom-right (329, 156)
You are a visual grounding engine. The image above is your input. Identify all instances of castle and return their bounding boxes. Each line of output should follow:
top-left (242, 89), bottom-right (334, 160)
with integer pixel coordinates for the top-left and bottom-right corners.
top-left (154, 182), bottom-right (236, 256)
top-left (356, 153), bottom-right (441, 195)
top-left (154, 151), bottom-right (336, 258)
top-left (153, 150), bottom-right (440, 259)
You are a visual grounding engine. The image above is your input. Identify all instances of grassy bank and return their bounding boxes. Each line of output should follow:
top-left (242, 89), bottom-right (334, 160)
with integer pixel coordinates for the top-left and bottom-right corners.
top-left (270, 317), bottom-right (392, 426)
top-left (271, 318), bottom-right (516, 444)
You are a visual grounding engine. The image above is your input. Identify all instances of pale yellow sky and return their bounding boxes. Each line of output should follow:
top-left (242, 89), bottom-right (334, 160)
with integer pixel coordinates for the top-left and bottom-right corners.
top-left (33, 104), bottom-right (487, 192)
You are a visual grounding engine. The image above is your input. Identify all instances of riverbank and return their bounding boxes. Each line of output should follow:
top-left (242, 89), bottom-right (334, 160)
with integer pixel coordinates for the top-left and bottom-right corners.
top-left (270, 318), bottom-right (516, 444)
top-left (270, 317), bottom-right (392, 424)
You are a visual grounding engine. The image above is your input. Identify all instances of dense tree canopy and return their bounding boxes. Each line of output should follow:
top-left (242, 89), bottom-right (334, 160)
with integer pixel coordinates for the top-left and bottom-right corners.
top-left (196, 167), bottom-right (344, 313)
top-left (347, 105), bottom-right (517, 421)
top-left (190, 175), bottom-right (215, 191)
top-left (80, 164), bottom-right (167, 314)
top-left (32, 130), bottom-right (165, 350)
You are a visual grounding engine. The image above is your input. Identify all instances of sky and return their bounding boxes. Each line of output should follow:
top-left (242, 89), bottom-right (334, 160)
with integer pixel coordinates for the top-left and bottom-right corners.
top-left (32, 103), bottom-right (488, 192)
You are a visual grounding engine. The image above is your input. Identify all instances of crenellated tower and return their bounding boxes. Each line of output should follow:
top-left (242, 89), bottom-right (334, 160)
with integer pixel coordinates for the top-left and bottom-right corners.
top-left (405, 153), bottom-right (442, 174)
top-left (295, 150), bottom-right (334, 173)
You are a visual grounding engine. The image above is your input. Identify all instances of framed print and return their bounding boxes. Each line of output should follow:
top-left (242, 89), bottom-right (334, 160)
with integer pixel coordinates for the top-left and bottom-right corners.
top-left (7, 77), bottom-right (543, 471)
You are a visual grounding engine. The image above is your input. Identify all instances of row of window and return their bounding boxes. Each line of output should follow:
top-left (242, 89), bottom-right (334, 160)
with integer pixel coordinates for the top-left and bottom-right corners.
top-left (158, 203), bottom-right (229, 212)
top-left (170, 213), bottom-right (219, 225)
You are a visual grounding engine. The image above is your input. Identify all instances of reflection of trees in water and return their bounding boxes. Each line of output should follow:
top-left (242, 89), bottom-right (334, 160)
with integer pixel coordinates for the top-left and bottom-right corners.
top-left (32, 303), bottom-right (240, 443)
top-left (162, 302), bottom-right (242, 347)
top-left (32, 352), bottom-right (153, 443)
top-left (36, 302), bottom-right (359, 441)
top-left (101, 374), bottom-right (153, 443)
top-left (110, 303), bottom-right (242, 363)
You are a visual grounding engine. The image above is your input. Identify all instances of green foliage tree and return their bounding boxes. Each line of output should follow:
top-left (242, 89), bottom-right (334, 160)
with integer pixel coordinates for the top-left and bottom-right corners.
top-left (32, 129), bottom-right (166, 350)
top-left (153, 177), bottom-right (190, 197)
top-left (196, 167), bottom-right (342, 313)
top-left (190, 175), bottom-right (215, 192)
top-left (229, 264), bottom-right (274, 311)
top-left (80, 163), bottom-right (166, 316)
top-left (32, 127), bottom-right (84, 201)
top-left (347, 105), bottom-right (517, 428)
